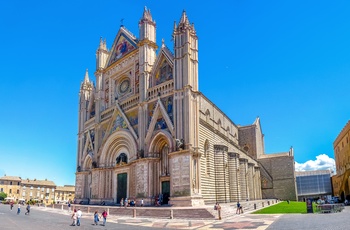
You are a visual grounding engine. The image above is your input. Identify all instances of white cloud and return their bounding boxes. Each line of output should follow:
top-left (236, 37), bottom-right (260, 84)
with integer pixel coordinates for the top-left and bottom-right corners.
top-left (295, 154), bottom-right (335, 172)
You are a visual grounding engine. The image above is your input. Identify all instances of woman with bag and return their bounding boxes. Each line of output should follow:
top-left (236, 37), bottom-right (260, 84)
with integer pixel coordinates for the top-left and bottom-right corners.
top-left (93, 211), bottom-right (99, 225)
top-left (71, 209), bottom-right (77, 226)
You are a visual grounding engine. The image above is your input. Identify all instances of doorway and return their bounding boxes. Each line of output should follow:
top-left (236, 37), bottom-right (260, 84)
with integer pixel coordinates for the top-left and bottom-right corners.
top-left (162, 181), bottom-right (170, 204)
top-left (117, 173), bottom-right (127, 204)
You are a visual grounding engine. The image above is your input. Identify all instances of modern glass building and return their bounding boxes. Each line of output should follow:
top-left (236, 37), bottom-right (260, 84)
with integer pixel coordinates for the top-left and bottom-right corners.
top-left (296, 170), bottom-right (333, 201)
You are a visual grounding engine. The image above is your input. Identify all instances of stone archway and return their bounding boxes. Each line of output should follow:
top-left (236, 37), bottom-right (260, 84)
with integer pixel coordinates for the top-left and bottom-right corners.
top-left (100, 130), bottom-right (137, 167)
top-left (149, 131), bottom-right (173, 176)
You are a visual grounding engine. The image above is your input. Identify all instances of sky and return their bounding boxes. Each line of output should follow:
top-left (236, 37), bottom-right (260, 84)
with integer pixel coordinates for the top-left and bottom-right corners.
top-left (1, 0), bottom-right (349, 186)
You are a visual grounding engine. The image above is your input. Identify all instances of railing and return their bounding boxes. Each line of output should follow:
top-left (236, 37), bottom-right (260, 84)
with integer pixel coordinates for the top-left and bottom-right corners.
top-left (316, 204), bottom-right (344, 213)
top-left (148, 81), bottom-right (174, 101)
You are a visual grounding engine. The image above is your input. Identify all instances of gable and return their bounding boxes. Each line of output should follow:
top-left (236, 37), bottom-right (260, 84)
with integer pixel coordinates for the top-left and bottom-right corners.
top-left (107, 32), bottom-right (138, 66)
top-left (100, 104), bottom-right (138, 148)
top-left (151, 54), bottom-right (173, 87)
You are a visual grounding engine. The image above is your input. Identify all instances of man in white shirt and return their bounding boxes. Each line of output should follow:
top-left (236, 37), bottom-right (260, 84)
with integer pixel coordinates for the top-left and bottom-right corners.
top-left (76, 208), bottom-right (82, 226)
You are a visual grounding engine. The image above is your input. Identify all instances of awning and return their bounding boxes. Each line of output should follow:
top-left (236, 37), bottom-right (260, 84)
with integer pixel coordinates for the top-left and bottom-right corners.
top-left (18, 198), bottom-right (25, 201)
top-left (4, 197), bottom-right (14, 200)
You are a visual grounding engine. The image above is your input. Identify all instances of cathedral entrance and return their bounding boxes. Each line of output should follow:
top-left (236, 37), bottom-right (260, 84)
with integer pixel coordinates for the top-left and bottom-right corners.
top-left (117, 173), bottom-right (127, 204)
top-left (162, 181), bottom-right (170, 205)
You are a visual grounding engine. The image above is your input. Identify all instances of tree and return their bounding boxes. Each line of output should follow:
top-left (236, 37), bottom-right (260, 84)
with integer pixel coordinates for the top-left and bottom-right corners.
top-left (0, 192), bottom-right (7, 200)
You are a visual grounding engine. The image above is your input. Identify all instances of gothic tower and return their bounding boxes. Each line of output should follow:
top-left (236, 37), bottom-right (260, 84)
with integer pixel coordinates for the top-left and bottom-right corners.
top-left (173, 11), bottom-right (199, 149)
top-left (77, 70), bottom-right (94, 168)
top-left (138, 7), bottom-right (157, 152)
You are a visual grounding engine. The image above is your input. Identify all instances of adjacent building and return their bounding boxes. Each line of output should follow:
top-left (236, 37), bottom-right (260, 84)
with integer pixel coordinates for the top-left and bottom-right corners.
top-left (75, 7), bottom-right (297, 206)
top-left (20, 179), bottom-right (56, 204)
top-left (0, 176), bottom-right (75, 204)
top-left (296, 170), bottom-right (333, 201)
top-left (55, 185), bottom-right (75, 203)
top-left (332, 120), bottom-right (350, 201)
top-left (0, 176), bottom-right (22, 201)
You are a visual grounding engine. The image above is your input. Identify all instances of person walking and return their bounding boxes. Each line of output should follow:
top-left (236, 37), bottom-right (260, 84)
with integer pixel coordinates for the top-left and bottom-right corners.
top-left (124, 197), bottom-right (128, 208)
top-left (236, 201), bottom-right (241, 214)
top-left (68, 202), bottom-right (71, 212)
top-left (25, 204), bottom-right (30, 215)
top-left (215, 203), bottom-right (222, 220)
top-left (140, 198), bottom-right (144, 207)
top-left (101, 210), bottom-right (108, 226)
top-left (120, 198), bottom-right (124, 208)
top-left (10, 201), bottom-right (14, 211)
top-left (93, 211), bottom-right (99, 225)
top-left (71, 209), bottom-right (77, 226)
top-left (17, 204), bottom-right (21, 215)
top-left (76, 208), bottom-right (82, 226)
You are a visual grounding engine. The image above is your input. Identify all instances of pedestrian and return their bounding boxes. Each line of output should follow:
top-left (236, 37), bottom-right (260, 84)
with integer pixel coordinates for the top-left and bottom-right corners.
top-left (236, 201), bottom-right (241, 214)
top-left (17, 204), bottom-right (21, 215)
top-left (76, 208), bottom-right (82, 226)
top-left (10, 201), bottom-right (14, 211)
top-left (25, 203), bottom-right (30, 215)
top-left (124, 197), bottom-right (128, 208)
top-left (93, 211), bottom-right (99, 225)
top-left (101, 209), bottom-right (108, 226)
top-left (215, 202), bottom-right (221, 220)
top-left (71, 209), bottom-right (77, 226)
top-left (140, 198), bottom-right (144, 207)
top-left (68, 202), bottom-right (71, 212)
top-left (120, 198), bottom-right (124, 208)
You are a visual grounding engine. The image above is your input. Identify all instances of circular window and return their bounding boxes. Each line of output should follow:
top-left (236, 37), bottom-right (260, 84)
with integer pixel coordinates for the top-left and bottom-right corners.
top-left (119, 78), bottom-right (130, 94)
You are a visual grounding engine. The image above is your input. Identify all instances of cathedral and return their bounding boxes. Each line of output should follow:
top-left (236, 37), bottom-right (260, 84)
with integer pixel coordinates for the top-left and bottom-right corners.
top-left (75, 8), bottom-right (297, 206)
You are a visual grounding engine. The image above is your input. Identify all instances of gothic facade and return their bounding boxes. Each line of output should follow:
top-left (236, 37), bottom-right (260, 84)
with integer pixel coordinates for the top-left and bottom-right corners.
top-left (75, 8), bottom-right (297, 206)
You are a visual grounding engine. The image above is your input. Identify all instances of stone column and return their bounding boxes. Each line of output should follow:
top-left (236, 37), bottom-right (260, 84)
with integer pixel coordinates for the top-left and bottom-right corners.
top-left (239, 158), bottom-right (248, 201)
top-left (228, 152), bottom-right (240, 202)
top-left (254, 166), bottom-right (262, 199)
top-left (214, 145), bottom-right (229, 203)
top-left (247, 163), bottom-right (254, 200)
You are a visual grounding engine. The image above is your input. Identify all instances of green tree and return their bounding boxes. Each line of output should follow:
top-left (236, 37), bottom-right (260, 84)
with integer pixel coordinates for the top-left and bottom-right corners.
top-left (0, 192), bottom-right (7, 200)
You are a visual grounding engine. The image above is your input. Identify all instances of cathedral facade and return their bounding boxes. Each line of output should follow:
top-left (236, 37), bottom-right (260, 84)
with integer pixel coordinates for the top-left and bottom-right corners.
top-left (75, 8), bottom-right (297, 206)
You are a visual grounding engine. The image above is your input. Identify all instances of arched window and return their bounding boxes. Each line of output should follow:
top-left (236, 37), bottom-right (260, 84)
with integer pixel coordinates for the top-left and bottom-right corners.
top-left (204, 140), bottom-right (210, 175)
top-left (161, 145), bottom-right (169, 176)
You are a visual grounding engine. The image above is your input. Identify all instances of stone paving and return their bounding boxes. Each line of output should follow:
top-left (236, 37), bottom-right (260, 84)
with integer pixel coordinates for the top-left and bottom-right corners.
top-left (1, 203), bottom-right (349, 229)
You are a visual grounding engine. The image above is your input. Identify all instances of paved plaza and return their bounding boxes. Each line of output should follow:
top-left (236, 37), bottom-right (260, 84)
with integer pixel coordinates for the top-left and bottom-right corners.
top-left (0, 203), bottom-right (349, 229)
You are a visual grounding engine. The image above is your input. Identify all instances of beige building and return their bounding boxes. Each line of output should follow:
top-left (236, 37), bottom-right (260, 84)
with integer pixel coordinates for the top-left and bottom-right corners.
top-left (0, 176), bottom-right (22, 201)
top-left (75, 8), bottom-right (297, 206)
top-left (332, 120), bottom-right (350, 201)
top-left (55, 185), bottom-right (75, 203)
top-left (20, 179), bottom-right (56, 204)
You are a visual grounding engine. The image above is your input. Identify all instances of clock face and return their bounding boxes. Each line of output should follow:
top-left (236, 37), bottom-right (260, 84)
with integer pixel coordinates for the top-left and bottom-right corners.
top-left (119, 79), bottom-right (130, 94)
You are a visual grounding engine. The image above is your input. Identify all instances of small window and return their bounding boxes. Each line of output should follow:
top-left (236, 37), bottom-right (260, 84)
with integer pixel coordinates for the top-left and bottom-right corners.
top-left (17, 189), bottom-right (19, 194)
top-left (9, 189), bottom-right (12, 194)
top-left (10, 181), bottom-right (12, 185)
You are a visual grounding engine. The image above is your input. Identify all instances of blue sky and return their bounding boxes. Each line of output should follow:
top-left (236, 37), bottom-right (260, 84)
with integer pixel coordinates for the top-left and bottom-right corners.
top-left (1, 0), bottom-right (349, 185)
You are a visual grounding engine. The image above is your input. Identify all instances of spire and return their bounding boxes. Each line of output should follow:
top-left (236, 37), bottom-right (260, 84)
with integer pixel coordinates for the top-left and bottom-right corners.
top-left (84, 69), bottom-right (90, 83)
top-left (179, 10), bottom-right (189, 25)
top-left (141, 6), bottom-right (153, 22)
top-left (98, 37), bottom-right (107, 51)
top-left (174, 10), bottom-right (196, 34)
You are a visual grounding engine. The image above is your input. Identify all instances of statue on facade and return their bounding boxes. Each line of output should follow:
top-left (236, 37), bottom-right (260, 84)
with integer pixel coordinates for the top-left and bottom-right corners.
top-left (176, 139), bottom-right (184, 150)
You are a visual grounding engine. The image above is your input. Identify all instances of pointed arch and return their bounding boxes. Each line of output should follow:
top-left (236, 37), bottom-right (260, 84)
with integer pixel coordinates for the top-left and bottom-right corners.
top-left (204, 140), bottom-right (210, 175)
top-left (149, 131), bottom-right (173, 176)
top-left (82, 154), bottom-right (93, 171)
top-left (205, 109), bottom-right (210, 123)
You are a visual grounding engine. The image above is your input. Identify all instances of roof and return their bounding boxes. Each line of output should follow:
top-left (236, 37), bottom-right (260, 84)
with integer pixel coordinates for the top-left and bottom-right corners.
top-left (21, 179), bottom-right (56, 187)
top-left (0, 176), bottom-right (22, 181)
top-left (55, 185), bottom-right (75, 192)
top-left (295, 169), bottom-right (333, 176)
